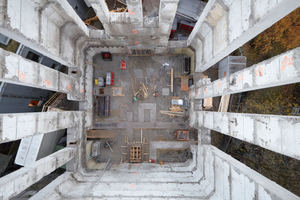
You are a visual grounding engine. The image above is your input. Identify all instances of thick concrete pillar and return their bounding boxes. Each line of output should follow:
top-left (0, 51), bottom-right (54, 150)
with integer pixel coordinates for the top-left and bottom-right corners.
top-left (0, 147), bottom-right (76, 200)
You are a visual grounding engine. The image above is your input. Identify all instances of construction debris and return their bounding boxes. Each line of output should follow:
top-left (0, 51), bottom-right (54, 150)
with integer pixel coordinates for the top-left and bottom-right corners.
top-left (160, 106), bottom-right (185, 117)
top-left (42, 93), bottom-right (66, 112)
top-left (131, 76), bottom-right (157, 101)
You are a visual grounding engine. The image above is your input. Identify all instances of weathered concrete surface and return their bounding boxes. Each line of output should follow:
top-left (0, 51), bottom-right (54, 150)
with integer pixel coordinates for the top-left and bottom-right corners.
top-left (0, 49), bottom-right (80, 96)
top-left (86, 0), bottom-right (179, 47)
top-left (210, 146), bottom-right (300, 200)
top-left (0, 147), bottom-right (76, 200)
top-left (193, 111), bottom-right (300, 160)
top-left (189, 0), bottom-right (300, 72)
top-left (0, 0), bottom-right (299, 199)
top-left (158, 0), bottom-right (179, 46)
top-left (93, 121), bottom-right (188, 129)
top-left (0, 111), bottom-right (83, 143)
top-left (191, 47), bottom-right (300, 99)
top-left (0, 0), bottom-right (90, 101)
top-left (127, 0), bottom-right (143, 27)
top-left (29, 145), bottom-right (212, 199)
top-left (0, 0), bottom-right (88, 67)
top-left (29, 145), bottom-right (299, 200)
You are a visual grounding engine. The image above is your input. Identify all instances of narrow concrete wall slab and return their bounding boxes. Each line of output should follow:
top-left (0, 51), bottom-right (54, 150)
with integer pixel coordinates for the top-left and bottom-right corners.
top-left (212, 146), bottom-right (299, 200)
top-left (0, 111), bottom-right (83, 143)
top-left (191, 47), bottom-right (300, 99)
top-left (196, 111), bottom-right (300, 160)
top-left (0, 49), bottom-right (80, 96)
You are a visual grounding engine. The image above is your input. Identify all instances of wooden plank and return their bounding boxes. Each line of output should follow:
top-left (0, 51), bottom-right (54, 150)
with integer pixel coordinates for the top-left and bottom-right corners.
top-left (203, 97), bottom-right (213, 110)
top-left (218, 94), bottom-right (230, 112)
top-left (170, 68), bottom-right (174, 93)
top-left (86, 129), bottom-right (116, 139)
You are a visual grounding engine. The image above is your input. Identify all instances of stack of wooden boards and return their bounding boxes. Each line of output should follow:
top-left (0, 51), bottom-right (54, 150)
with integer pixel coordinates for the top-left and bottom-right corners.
top-left (160, 105), bottom-right (185, 117)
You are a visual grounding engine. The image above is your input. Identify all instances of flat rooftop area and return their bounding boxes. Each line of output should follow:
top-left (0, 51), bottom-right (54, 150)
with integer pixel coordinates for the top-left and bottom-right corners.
top-left (85, 55), bottom-right (196, 169)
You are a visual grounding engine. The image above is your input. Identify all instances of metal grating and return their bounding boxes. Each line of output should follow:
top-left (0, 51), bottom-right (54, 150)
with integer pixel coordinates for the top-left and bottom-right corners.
top-left (129, 49), bottom-right (153, 56)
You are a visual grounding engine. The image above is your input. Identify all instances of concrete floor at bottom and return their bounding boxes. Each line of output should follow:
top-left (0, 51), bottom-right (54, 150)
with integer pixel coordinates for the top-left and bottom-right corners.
top-left (86, 54), bottom-right (196, 168)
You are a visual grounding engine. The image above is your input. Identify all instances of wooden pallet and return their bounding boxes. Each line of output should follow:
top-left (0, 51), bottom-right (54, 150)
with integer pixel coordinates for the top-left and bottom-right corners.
top-left (130, 146), bottom-right (142, 163)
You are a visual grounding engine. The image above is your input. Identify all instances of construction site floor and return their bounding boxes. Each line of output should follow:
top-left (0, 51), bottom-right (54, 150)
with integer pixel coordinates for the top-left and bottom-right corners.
top-left (86, 55), bottom-right (195, 168)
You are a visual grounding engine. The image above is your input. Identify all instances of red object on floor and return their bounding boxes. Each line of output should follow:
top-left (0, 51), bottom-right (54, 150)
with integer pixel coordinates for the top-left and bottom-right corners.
top-left (121, 60), bottom-right (126, 70)
top-left (111, 72), bottom-right (114, 86)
